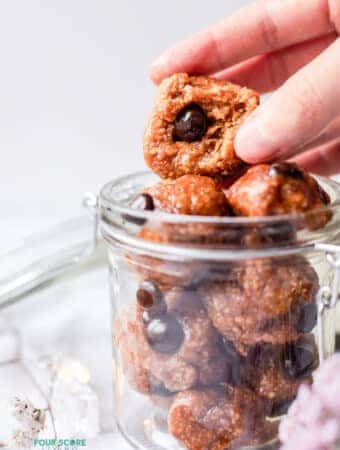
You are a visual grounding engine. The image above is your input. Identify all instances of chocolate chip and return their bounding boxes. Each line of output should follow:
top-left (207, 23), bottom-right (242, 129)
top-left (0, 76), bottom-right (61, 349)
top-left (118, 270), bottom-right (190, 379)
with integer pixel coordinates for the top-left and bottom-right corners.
top-left (137, 281), bottom-right (167, 323)
top-left (132, 193), bottom-right (155, 213)
top-left (137, 280), bottom-right (163, 309)
top-left (123, 193), bottom-right (155, 225)
top-left (281, 336), bottom-right (318, 380)
top-left (173, 103), bottom-right (207, 142)
top-left (296, 302), bottom-right (317, 333)
top-left (142, 307), bottom-right (167, 325)
top-left (269, 163), bottom-right (304, 180)
top-left (146, 315), bottom-right (184, 354)
top-left (269, 398), bottom-right (294, 418)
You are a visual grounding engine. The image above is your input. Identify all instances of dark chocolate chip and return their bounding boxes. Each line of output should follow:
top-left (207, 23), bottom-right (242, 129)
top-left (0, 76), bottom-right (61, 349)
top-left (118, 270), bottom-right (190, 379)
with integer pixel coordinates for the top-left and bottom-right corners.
top-left (296, 301), bottom-right (317, 333)
top-left (137, 280), bottom-right (163, 310)
top-left (146, 315), bottom-right (184, 354)
top-left (123, 193), bottom-right (155, 225)
top-left (141, 310), bottom-right (153, 325)
top-left (281, 336), bottom-right (318, 380)
top-left (173, 103), bottom-right (207, 143)
top-left (137, 281), bottom-right (167, 323)
top-left (269, 162), bottom-right (304, 180)
top-left (269, 398), bottom-right (294, 418)
top-left (142, 306), bottom-right (167, 325)
top-left (133, 193), bottom-right (155, 211)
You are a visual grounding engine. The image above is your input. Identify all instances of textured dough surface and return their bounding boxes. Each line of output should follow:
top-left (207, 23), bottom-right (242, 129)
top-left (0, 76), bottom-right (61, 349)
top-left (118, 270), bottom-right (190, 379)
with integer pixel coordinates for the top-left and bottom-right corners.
top-left (226, 163), bottom-right (331, 230)
top-left (144, 73), bottom-right (259, 179)
top-left (199, 257), bottom-right (319, 350)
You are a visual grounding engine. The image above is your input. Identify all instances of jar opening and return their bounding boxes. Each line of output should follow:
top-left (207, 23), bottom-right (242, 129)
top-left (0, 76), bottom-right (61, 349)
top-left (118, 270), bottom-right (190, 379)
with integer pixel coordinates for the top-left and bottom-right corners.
top-left (99, 171), bottom-right (340, 260)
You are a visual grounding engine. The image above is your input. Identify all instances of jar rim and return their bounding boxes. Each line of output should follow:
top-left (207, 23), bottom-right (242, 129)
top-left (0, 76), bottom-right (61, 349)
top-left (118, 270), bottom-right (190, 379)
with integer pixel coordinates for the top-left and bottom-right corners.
top-left (100, 171), bottom-right (340, 225)
top-left (99, 171), bottom-right (340, 259)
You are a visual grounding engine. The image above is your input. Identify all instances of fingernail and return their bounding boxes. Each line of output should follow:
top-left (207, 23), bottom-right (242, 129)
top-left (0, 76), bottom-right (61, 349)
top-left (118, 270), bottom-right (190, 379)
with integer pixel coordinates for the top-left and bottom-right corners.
top-left (235, 114), bottom-right (280, 163)
top-left (150, 52), bottom-right (171, 82)
top-left (151, 51), bottom-right (168, 69)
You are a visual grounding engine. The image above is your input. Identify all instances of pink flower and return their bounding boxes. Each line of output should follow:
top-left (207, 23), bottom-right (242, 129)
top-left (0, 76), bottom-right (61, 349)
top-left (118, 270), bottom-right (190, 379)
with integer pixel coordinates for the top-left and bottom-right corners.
top-left (280, 354), bottom-right (340, 450)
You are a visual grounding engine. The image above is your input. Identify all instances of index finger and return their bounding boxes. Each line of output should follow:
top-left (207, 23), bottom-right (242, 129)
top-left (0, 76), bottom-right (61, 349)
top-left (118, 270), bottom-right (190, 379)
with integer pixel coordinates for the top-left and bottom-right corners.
top-left (151, 0), bottom-right (334, 84)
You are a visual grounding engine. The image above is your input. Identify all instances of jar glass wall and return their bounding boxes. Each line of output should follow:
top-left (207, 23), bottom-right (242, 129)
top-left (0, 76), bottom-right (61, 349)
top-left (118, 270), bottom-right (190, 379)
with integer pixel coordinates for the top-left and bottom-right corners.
top-left (100, 172), bottom-right (340, 450)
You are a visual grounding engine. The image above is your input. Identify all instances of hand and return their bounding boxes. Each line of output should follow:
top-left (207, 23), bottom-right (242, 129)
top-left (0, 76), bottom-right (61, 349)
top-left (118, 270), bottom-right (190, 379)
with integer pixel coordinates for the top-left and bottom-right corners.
top-left (150, 0), bottom-right (340, 175)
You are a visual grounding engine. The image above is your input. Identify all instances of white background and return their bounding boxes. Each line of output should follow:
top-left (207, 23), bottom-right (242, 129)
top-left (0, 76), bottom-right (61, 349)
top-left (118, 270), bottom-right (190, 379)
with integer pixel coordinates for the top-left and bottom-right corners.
top-left (0, 0), bottom-right (249, 247)
top-left (0, 3), bottom-right (339, 447)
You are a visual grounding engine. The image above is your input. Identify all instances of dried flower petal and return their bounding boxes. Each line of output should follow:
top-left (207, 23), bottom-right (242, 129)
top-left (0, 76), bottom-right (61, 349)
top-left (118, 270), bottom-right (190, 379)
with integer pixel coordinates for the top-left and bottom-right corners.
top-left (9, 397), bottom-right (45, 432)
top-left (280, 354), bottom-right (340, 450)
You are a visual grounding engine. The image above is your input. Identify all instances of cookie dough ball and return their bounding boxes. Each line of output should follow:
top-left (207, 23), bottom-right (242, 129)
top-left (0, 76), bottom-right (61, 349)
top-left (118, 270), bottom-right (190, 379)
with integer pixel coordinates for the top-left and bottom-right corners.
top-left (127, 254), bottom-right (235, 293)
top-left (118, 326), bottom-right (151, 395)
top-left (199, 257), bottom-right (319, 351)
top-left (248, 336), bottom-right (318, 418)
top-left (144, 73), bottom-right (259, 179)
top-left (226, 163), bottom-right (331, 230)
top-left (124, 174), bottom-right (230, 225)
top-left (143, 175), bottom-right (230, 216)
top-left (138, 175), bottom-right (235, 245)
top-left (119, 286), bottom-right (228, 394)
top-left (119, 322), bottom-right (196, 397)
top-left (125, 176), bottom-right (237, 286)
top-left (168, 387), bottom-right (267, 450)
top-left (216, 337), bottom-right (318, 419)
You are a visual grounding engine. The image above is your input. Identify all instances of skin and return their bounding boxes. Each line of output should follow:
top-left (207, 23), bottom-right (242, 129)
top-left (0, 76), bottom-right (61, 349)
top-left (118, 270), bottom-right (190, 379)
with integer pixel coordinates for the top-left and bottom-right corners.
top-left (150, 0), bottom-right (340, 176)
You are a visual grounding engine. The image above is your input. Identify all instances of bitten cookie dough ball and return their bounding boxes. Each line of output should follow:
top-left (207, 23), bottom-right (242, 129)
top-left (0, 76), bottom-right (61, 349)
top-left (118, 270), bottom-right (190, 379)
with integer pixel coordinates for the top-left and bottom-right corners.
top-left (168, 387), bottom-right (268, 450)
top-left (144, 73), bottom-right (259, 179)
top-left (119, 286), bottom-right (228, 394)
top-left (199, 257), bottom-right (319, 351)
top-left (226, 163), bottom-right (331, 230)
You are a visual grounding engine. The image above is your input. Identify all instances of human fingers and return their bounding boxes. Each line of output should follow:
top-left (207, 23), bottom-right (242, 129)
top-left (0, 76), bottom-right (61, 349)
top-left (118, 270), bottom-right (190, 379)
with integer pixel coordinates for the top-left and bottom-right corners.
top-left (293, 139), bottom-right (340, 176)
top-left (150, 0), bottom-right (334, 84)
top-left (298, 117), bottom-right (340, 153)
top-left (214, 33), bottom-right (336, 93)
top-left (235, 39), bottom-right (340, 163)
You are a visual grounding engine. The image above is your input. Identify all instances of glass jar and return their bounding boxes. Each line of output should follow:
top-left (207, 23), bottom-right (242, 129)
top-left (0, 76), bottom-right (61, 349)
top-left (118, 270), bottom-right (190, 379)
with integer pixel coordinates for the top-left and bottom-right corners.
top-left (99, 172), bottom-right (340, 450)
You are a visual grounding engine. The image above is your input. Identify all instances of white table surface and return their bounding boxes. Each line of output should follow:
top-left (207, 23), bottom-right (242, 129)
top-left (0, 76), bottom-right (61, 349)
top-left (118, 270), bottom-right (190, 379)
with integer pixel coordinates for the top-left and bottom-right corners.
top-left (0, 236), bottom-right (130, 449)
